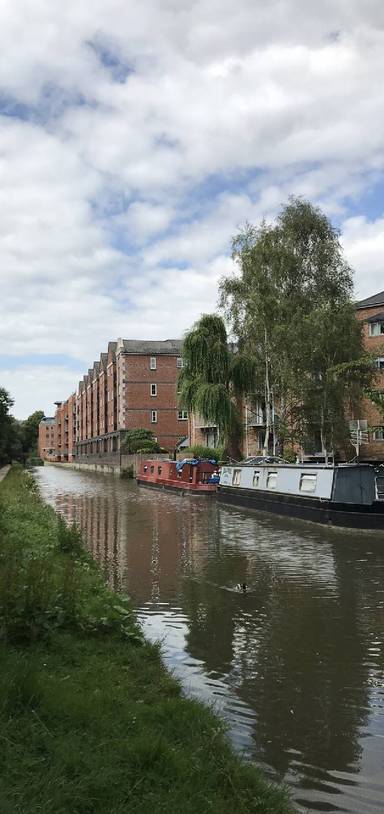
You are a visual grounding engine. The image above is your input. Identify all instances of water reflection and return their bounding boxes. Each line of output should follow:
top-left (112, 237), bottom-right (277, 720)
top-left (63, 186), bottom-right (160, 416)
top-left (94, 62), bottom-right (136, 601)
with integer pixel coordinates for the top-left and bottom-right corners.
top-left (35, 466), bottom-right (384, 814)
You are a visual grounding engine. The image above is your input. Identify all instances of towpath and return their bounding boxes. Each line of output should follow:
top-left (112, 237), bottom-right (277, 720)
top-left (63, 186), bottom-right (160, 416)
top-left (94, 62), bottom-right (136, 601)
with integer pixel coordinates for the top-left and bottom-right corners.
top-left (0, 465), bottom-right (11, 482)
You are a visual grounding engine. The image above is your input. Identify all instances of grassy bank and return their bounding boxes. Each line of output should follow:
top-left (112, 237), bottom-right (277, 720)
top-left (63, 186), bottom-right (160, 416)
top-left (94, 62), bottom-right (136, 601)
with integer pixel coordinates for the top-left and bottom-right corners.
top-left (0, 467), bottom-right (293, 814)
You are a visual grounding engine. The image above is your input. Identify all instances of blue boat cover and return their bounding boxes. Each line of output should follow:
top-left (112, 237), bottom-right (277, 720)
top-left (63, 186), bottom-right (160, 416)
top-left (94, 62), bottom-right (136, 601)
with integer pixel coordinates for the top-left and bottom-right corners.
top-left (176, 458), bottom-right (216, 472)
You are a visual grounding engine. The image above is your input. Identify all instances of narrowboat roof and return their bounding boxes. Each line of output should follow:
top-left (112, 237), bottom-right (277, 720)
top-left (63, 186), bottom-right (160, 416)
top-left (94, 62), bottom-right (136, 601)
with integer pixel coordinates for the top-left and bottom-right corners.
top-left (234, 461), bottom-right (374, 470)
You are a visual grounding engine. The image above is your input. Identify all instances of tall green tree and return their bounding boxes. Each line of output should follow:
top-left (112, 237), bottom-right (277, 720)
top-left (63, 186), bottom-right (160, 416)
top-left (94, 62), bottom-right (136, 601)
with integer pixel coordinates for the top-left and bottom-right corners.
top-left (21, 409), bottom-right (45, 457)
top-left (0, 388), bottom-right (16, 466)
top-left (178, 314), bottom-right (255, 459)
top-left (220, 198), bottom-right (373, 460)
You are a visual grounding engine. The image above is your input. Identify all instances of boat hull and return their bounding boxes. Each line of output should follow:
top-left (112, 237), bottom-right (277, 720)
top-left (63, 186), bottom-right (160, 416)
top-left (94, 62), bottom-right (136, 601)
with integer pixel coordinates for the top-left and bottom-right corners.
top-left (217, 485), bottom-right (384, 530)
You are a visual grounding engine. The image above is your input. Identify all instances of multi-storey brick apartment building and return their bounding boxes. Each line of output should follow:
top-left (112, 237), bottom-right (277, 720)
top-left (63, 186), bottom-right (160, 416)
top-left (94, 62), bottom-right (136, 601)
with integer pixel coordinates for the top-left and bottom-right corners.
top-left (39, 338), bottom-right (185, 463)
top-left (38, 416), bottom-right (57, 461)
top-left (353, 290), bottom-right (384, 461)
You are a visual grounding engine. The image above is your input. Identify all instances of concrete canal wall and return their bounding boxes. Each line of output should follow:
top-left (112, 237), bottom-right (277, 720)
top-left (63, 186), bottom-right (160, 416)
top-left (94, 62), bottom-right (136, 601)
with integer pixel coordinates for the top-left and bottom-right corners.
top-left (48, 453), bottom-right (169, 477)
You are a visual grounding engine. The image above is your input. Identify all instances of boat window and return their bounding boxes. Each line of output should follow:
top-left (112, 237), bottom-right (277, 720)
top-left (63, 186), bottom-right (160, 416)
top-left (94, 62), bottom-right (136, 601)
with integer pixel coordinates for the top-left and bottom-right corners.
top-left (158, 466), bottom-right (162, 475)
top-left (143, 465), bottom-right (148, 472)
top-left (232, 469), bottom-right (242, 486)
top-left (266, 471), bottom-right (277, 489)
top-left (252, 470), bottom-right (260, 487)
top-left (376, 476), bottom-right (384, 500)
top-left (150, 465), bottom-right (154, 474)
top-left (299, 474), bottom-right (317, 493)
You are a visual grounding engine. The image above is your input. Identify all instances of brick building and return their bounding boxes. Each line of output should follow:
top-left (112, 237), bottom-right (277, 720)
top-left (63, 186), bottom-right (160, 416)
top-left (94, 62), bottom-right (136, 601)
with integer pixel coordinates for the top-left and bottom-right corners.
top-left (353, 290), bottom-right (384, 462)
top-left (38, 417), bottom-right (57, 461)
top-left (50, 394), bottom-right (77, 462)
top-left (72, 338), bottom-right (184, 460)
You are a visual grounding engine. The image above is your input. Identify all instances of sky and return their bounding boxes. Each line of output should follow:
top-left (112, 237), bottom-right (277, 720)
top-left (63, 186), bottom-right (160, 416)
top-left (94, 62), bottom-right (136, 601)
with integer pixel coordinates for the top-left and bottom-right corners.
top-left (1, 0), bottom-right (384, 419)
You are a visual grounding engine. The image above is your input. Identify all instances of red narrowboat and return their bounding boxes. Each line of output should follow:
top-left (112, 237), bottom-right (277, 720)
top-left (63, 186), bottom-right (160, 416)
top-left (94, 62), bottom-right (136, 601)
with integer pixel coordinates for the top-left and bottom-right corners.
top-left (137, 458), bottom-right (219, 495)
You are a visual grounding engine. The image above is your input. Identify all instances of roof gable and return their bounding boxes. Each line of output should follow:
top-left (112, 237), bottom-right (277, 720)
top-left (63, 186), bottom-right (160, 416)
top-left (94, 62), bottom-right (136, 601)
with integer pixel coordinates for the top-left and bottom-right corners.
top-left (356, 291), bottom-right (384, 309)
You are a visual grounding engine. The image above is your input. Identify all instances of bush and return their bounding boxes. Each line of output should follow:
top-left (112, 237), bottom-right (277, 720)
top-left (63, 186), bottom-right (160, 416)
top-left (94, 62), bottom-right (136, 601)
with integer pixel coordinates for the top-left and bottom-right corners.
top-left (121, 429), bottom-right (161, 454)
top-left (282, 447), bottom-right (297, 463)
top-left (182, 445), bottom-right (226, 462)
top-left (25, 457), bottom-right (44, 467)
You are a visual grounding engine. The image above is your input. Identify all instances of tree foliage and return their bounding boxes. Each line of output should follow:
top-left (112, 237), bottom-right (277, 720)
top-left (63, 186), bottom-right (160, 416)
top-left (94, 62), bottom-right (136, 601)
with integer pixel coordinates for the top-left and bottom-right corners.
top-left (121, 428), bottom-right (161, 454)
top-left (0, 391), bottom-right (45, 465)
top-left (220, 197), bottom-right (374, 458)
top-left (178, 314), bottom-right (256, 457)
top-left (0, 388), bottom-right (16, 466)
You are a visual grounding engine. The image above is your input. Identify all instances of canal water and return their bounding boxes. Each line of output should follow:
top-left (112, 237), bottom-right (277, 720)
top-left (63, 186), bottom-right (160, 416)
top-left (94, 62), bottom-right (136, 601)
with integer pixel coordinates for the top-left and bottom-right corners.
top-left (35, 466), bottom-right (384, 814)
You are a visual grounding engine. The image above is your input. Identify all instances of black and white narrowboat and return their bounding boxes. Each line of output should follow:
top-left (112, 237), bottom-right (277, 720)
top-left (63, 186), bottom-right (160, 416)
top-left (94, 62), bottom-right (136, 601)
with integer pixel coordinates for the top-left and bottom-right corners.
top-left (217, 462), bottom-right (384, 530)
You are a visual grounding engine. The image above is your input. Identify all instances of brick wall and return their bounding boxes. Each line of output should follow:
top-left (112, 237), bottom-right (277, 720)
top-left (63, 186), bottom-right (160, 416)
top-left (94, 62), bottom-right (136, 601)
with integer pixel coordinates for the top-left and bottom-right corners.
top-left (38, 419), bottom-right (56, 460)
top-left (67, 393), bottom-right (76, 461)
top-left (355, 304), bottom-right (384, 461)
top-left (119, 352), bottom-right (185, 450)
top-left (98, 366), bottom-right (107, 436)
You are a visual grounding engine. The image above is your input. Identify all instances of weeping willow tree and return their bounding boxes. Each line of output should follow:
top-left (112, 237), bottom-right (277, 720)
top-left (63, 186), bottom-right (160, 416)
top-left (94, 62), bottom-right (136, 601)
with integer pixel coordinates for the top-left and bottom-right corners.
top-left (178, 314), bottom-right (256, 459)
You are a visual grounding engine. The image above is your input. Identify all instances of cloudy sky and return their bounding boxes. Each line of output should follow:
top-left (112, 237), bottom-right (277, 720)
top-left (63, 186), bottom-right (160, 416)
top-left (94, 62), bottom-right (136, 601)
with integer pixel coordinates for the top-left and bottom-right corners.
top-left (1, 0), bottom-right (384, 418)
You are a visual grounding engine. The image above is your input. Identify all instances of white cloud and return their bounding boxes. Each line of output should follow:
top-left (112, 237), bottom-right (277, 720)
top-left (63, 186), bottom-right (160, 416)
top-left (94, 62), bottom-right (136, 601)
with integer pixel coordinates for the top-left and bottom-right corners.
top-left (1, 0), bottom-right (384, 416)
top-left (342, 216), bottom-right (384, 298)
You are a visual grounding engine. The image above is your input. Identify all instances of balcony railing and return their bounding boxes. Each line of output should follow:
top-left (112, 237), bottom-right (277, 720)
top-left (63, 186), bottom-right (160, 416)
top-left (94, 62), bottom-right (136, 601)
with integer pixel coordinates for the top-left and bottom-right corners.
top-left (193, 415), bottom-right (218, 429)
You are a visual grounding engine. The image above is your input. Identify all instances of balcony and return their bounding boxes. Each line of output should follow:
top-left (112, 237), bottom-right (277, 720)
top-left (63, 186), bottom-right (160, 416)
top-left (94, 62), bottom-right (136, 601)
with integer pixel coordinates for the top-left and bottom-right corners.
top-left (246, 409), bottom-right (266, 427)
top-left (193, 414), bottom-right (217, 429)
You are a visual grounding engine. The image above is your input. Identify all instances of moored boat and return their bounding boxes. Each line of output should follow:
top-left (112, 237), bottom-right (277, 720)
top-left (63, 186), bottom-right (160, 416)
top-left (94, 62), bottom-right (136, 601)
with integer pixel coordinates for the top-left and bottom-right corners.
top-left (218, 462), bottom-right (384, 530)
top-left (137, 458), bottom-right (219, 495)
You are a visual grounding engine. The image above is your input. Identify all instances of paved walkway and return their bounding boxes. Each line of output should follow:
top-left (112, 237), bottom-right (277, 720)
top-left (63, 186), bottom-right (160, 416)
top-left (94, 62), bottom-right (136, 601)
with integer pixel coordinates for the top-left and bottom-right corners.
top-left (0, 465), bottom-right (11, 483)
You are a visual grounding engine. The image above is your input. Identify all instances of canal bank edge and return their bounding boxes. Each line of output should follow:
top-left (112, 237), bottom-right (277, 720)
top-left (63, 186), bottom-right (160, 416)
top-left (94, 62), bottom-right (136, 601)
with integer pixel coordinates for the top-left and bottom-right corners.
top-left (0, 466), bottom-right (294, 814)
top-left (46, 452), bottom-right (170, 476)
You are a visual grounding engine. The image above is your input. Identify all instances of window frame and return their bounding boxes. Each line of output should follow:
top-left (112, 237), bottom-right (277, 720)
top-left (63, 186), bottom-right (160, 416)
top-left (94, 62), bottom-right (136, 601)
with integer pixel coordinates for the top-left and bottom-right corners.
top-left (299, 473), bottom-right (317, 493)
top-left (369, 322), bottom-right (384, 337)
top-left (177, 410), bottom-right (188, 420)
top-left (150, 356), bottom-right (157, 370)
top-left (252, 470), bottom-right (260, 487)
top-left (150, 383), bottom-right (157, 396)
top-left (151, 410), bottom-right (158, 423)
top-left (232, 468), bottom-right (242, 486)
top-left (176, 357), bottom-right (183, 368)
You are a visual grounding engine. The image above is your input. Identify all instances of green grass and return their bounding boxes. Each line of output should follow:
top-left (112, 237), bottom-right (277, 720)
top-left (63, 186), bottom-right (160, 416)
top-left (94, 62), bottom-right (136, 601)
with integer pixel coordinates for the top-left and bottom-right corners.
top-left (0, 466), bottom-right (294, 814)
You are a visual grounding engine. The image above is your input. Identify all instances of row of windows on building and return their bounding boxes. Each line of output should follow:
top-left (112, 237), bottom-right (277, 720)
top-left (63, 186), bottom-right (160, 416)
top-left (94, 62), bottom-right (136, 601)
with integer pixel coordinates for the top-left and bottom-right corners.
top-left (148, 357), bottom-right (183, 369)
top-left (150, 410), bottom-right (188, 423)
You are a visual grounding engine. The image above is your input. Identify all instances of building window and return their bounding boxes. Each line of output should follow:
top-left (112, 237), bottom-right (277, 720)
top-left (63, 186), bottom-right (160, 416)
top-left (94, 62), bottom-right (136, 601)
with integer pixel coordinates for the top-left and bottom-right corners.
top-left (178, 410), bottom-right (188, 420)
top-left (369, 322), bottom-right (384, 336)
top-left (151, 410), bottom-right (157, 423)
top-left (150, 356), bottom-right (157, 370)
top-left (232, 469), bottom-right (242, 486)
top-left (299, 473), bottom-right (317, 492)
top-left (151, 384), bottom-right (157, 396)
top-left (376, 475), bottom-right (384, 500)
top-left (376, 358), bottom-right (384, 370)
top-left (372, 427), bottom-right (384, 441)
top-left (267, 471), bottom-right (277, 489)
top-left (176, 357), bottom-right (183, 368)
top-left (252, 470), bottom-right (260, 487)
